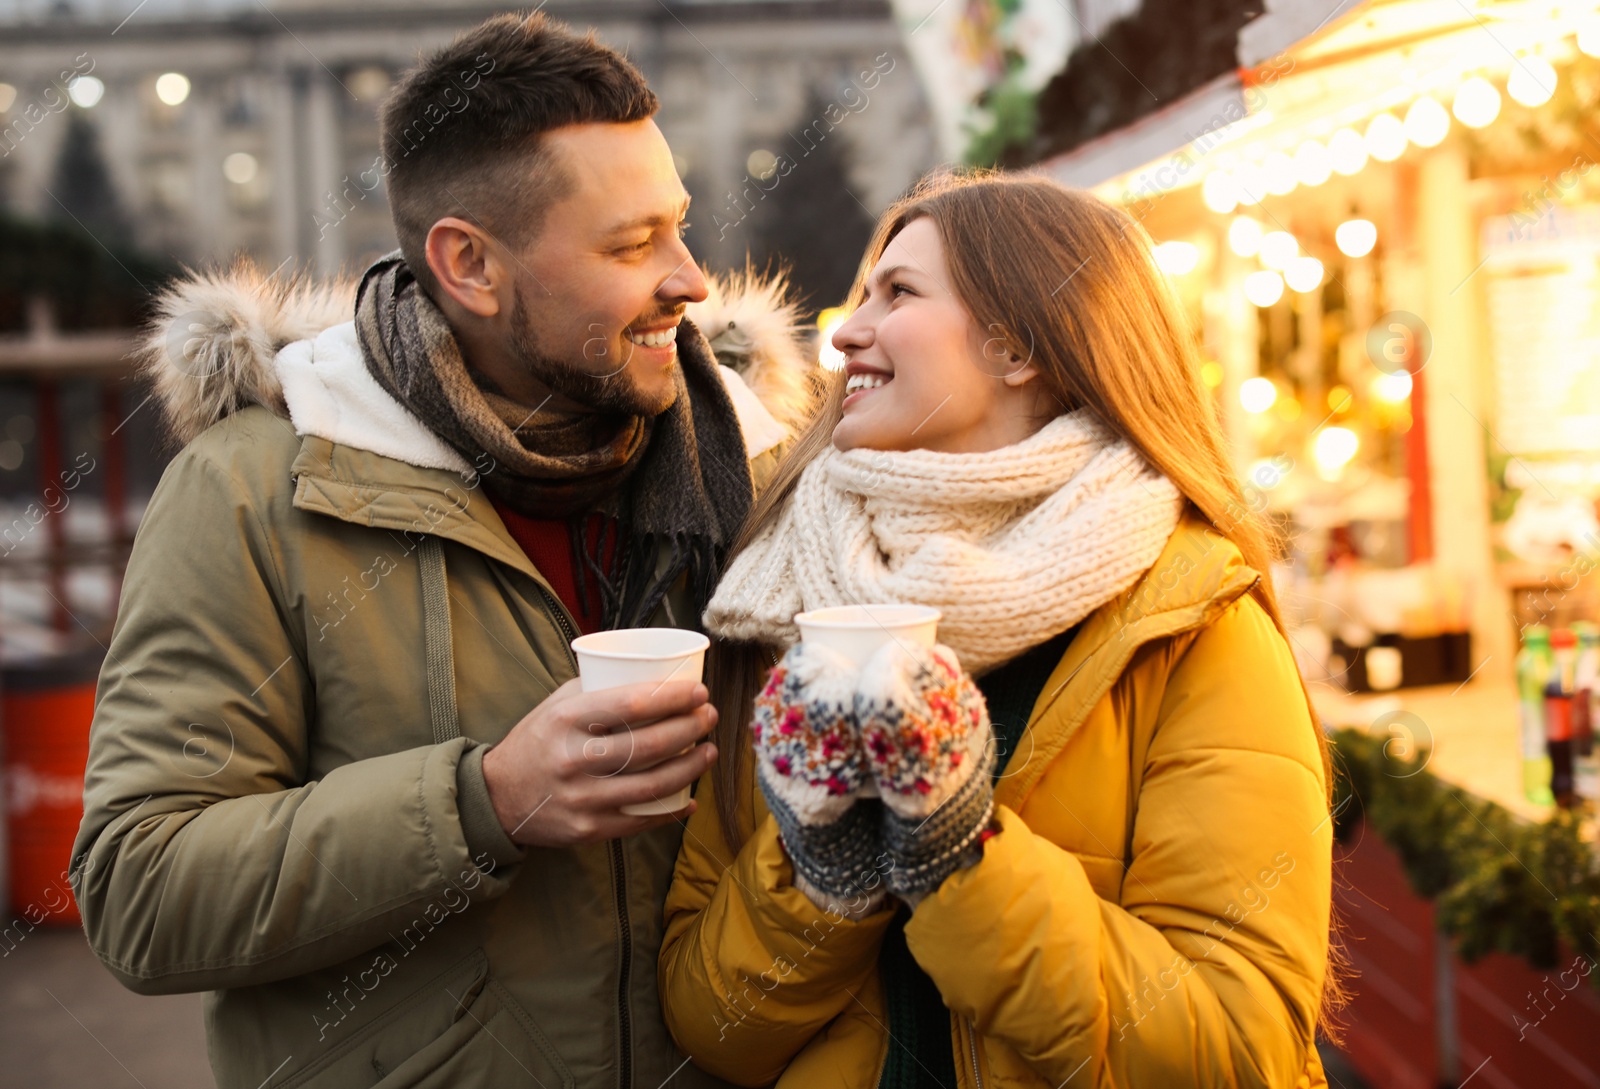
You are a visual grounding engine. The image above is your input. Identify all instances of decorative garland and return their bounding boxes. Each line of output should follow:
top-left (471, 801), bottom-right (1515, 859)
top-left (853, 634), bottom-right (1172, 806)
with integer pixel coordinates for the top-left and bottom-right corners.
top-left (1331, 728), bottom-right (1600, 987)
top-left (984, 12), bottom-right (1600, 176)
top-left (967, 0), bottom-right (1256, 168)
top-left (1463, 52), bottom-right (1600, 169)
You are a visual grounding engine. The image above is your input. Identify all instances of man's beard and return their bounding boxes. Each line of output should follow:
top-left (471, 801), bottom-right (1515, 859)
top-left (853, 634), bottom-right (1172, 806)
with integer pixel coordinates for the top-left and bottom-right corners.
top-left (509, 286), bottom-right (679, 418)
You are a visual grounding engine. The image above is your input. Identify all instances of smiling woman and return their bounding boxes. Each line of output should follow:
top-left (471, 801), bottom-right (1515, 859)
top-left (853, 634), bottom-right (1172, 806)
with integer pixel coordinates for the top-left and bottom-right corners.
top-left (663, 168), bottom-right (1340, 1089)
top-left (831, 217), bottom-right (1056, 455)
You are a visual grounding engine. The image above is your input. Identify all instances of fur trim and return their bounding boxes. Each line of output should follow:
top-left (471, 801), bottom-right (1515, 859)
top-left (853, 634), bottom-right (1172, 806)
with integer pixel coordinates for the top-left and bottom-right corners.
top-left (140, 260), bottom-right (356, 445)
top-left (687, 266), bottom-right (819, 435)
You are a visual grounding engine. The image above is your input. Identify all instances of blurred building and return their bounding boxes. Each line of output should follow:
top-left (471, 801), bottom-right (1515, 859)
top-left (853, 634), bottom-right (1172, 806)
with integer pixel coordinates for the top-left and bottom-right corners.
top-left (0, 0), bottom-right (937, 278)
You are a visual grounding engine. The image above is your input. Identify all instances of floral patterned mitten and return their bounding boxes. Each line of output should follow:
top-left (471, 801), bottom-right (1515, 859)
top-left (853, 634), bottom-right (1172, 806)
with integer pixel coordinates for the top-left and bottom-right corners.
top-left (752, 642), bottom-right (887, 908)
top-left (855, 641), bottom-right (996, 900)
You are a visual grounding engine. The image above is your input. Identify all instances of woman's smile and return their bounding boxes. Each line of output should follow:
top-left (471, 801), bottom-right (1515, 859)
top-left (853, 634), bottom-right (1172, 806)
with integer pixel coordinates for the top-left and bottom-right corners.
top-left (843, 362), bottom-right (893, 407)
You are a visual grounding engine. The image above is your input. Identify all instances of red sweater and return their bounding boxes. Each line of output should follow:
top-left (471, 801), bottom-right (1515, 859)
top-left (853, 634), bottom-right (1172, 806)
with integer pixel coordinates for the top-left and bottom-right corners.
top-left (489, 499), bottom-right (616, 635)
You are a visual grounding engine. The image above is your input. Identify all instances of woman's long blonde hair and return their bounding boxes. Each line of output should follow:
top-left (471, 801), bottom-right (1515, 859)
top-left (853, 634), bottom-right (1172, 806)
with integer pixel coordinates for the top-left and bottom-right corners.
top-left (705, 166), bottom-right (1345, 1034)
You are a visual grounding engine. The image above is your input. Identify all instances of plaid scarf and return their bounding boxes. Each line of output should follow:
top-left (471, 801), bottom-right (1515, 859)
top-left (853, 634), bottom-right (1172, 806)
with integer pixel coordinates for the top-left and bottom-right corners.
top-left (355, 251), bottom-right (754, 631)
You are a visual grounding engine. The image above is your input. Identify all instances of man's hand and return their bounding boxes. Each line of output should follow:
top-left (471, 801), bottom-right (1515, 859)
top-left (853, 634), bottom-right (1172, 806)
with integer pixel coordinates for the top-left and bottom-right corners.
top-left (480, 678), bottom-right (719, 848)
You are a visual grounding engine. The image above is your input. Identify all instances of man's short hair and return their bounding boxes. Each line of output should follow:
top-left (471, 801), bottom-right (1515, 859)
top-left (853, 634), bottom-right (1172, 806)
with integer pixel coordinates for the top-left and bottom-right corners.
top-left (380, 11), bottom-right (659, 294)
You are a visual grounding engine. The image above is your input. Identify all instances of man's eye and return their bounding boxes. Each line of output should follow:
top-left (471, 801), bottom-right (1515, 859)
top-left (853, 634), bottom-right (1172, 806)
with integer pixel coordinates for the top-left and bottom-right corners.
top-left (677, 220), bottom-right (692, 237)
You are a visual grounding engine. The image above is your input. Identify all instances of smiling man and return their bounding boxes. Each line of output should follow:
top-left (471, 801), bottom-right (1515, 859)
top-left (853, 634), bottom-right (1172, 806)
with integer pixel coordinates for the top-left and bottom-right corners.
top-left (71, 12), bottom-right (795, 1089)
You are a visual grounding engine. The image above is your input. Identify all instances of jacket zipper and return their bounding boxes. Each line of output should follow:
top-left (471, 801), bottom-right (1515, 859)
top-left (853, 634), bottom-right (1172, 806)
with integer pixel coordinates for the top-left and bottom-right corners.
top-left (535, 583), bottom-right (633, 1089)
top-left (610, 840), bottom-right (633, 1089)
top-left (534, 583), bottom-right (581, 670)
top-left (964, 1017), bottom-right (984, 1088)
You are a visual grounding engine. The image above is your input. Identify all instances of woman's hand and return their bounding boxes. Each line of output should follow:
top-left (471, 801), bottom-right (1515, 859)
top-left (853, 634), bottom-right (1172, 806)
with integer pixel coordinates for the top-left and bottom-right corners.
top-left (752, 642), bottom-right (888, 912)
top-left (855, 641), bottom-right (997, 902)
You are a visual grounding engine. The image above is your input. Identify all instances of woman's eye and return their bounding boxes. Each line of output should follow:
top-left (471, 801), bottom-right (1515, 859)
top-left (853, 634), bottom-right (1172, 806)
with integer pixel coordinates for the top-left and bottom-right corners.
top-left (890, 282), bottom-right (912, 297)
top-left (677, 220), bottom-right (692, 237)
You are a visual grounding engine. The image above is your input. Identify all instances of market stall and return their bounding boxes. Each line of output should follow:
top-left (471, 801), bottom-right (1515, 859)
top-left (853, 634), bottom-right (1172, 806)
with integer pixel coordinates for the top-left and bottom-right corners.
top-left (1030, 1), bottom-right (1600, 1083)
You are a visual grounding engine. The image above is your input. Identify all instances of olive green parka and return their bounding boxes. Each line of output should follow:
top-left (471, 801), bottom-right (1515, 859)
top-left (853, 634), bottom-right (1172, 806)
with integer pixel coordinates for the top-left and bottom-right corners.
top-left (70, 268), bottom-right (806, 1089)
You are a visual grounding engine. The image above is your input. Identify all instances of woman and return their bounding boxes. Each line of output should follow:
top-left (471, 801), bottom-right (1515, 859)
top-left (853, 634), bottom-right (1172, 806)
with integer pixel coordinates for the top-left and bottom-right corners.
top-left (659, 170), bottom-right (1336, 1088)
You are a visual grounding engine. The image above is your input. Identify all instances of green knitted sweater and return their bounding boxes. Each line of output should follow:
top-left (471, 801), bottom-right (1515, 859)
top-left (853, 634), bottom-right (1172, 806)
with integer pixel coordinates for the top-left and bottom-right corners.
top-left (875, 624), bottom-right (1080, 1089)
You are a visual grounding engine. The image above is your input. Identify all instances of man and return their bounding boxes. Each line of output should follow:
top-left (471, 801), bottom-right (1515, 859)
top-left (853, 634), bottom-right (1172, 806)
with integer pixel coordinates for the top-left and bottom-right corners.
top-left (71, 12), bottom-right (806, 1088)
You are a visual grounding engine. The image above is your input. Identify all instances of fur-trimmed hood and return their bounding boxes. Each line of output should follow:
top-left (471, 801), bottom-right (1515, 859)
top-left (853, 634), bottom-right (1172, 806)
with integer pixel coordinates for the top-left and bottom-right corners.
top-left (138, 260), bottom-right (819, 462)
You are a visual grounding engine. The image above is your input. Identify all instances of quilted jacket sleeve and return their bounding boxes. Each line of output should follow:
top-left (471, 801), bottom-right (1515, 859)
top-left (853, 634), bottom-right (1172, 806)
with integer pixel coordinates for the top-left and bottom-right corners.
top-left (659, 766), bottom-right (896, 1086)
top-left (71, 431), bottom-right (522, 995)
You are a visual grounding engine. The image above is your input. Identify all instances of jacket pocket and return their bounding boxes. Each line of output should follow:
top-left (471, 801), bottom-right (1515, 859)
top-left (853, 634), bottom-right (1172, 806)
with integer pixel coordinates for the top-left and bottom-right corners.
top-left (374, 976), bottom-right (575, 1089)
top-left (275, 947), bottom-right (570, 1089)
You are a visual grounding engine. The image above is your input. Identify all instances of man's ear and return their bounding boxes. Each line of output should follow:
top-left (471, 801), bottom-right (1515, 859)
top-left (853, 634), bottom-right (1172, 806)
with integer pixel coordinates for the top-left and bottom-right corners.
top-left (424, 217), bottom-right (505, 318)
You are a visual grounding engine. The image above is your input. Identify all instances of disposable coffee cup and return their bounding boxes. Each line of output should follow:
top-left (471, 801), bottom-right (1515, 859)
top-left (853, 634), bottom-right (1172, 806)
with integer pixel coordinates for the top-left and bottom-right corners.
top-left (570, 627), bottom-right (710, 816)
top-left (793, 603), bottom-right (940, 663)
top-left (793, 604), bottom-right (940, 799)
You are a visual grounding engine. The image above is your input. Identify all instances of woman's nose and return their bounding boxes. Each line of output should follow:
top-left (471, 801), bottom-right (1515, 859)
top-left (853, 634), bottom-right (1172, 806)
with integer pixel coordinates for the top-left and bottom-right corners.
top-left (832, 309), bottom-right (871, 353)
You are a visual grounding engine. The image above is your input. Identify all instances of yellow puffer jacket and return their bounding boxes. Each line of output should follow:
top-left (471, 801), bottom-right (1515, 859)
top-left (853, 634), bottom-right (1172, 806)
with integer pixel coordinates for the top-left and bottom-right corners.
top-left (660, 515), bottom-right (1332, 1088)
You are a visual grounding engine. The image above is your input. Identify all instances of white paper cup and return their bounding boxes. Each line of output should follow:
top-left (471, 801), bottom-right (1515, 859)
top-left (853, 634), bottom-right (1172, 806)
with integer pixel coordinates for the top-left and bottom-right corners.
top-left (794, 604), bottom-right (940, 801)
top-left (793, 603), bottom-right (940, 664)
top-left (570, 628), bottom-right (710, 816)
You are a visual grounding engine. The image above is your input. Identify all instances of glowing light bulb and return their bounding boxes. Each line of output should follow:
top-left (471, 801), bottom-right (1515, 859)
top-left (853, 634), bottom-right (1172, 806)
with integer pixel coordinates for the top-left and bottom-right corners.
top-left (1294, 140), bottom-right (1332, 187)
top-left (1580, 17), bottom-right (1600, 59)
top-left (1313, 427), bottom-right (1360, 474)
top-left (746, 149), bottom-right (778, 180)
top-left (1240, 376), bottom-right (1278, 413)
top-left (1453, 77), bottom-right (1501, 128)
top-left (1259, 231), bottom-right (1299, 270)
top-left (1285, 256), bottom-right (1325, 293)
top-left (1403, 96), bottom-right (1450, 147)
top-left (817, 307), bottom-right (848, 370)
top-left (1336, 218), bottom-right (1377, 258)
top-left (1153, 241), bottom-right (1199, 275)
top-left (223, 151), bottom-right (258, 185)
top-left (1233, 162), bottom-right (1266, 206)
top-left (155, 72), bottom-right (190, 106)
top-left (68, 75), bottom-right (104, 108)
top-left (1228, 216), bottom-right (1264, 258)
top-left (1507, 56), bottom-right (1557, 108)
top-left (1328, 128), bottom-right (1368, 175)
top-left (1243, 270), bottom-right (1285, 308)
top-left (1202, 171), bottom-right (1238, 214)
top-left (1247, 457), bottom-right (1286, 490)
top-left (1262, 151), bottom-right (1297, 196)
top-left (1372, 371), bottom-right (1413, 402)
top-left (1364, 112), bottom-right (1407, 162)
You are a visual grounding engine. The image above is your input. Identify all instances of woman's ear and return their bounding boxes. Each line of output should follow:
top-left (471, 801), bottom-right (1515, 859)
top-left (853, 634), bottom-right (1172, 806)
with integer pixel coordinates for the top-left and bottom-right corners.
top-left (1001, 359), bottom-right (1042, 387)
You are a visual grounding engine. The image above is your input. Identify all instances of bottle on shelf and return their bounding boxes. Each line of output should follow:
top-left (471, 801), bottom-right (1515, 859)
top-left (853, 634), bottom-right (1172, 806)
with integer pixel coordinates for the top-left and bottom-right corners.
top-left (1516, 625), bottom-right (1555, 806)
top-left (1546, 628), bottom-right (1579, 809)
top-left (1573, 622), bottom-right (1599, 807)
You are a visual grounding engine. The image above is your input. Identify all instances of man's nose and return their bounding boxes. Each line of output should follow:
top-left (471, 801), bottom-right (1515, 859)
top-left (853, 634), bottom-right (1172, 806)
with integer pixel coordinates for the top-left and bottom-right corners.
top-left (659, 249), bottom-right (710, 304)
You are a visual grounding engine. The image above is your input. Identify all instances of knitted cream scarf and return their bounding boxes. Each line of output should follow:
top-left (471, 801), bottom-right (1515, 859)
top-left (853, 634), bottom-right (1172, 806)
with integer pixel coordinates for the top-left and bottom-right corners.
top-left (703, 409), bottom-right (1185, 673)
